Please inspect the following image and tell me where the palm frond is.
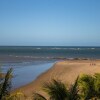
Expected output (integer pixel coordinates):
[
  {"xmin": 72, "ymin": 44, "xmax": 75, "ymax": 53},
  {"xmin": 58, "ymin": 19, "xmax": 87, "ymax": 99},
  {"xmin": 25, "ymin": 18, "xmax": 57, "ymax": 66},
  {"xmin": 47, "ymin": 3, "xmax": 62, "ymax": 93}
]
[
  {"xmin": 43, "ymin": 79, "xmax": 68, "ymax": 100},
  {"xmin": 0, "ymin": 68, "xmax": 12, "ymax": 100},
  {"xmin": 33, "ymin": 93, "xmax": 47, "ymax": 100},
  {"xmin": 69, "ymin": 76, "xmax": 80, "ymax": 100},
  {"xmin": 94, "ymin": 73, "xmax": 100, "ymax": 79},
  {"xmin": 33, "ymin": 74, "xmax": 100, "ymax": 100},
  {"xmin": 94, "ymin": 73, "xmax": 100, "ymax": 98},
  {"xmin": 78, "ymin": 74, "xmax": 95, "ymax": 100}
]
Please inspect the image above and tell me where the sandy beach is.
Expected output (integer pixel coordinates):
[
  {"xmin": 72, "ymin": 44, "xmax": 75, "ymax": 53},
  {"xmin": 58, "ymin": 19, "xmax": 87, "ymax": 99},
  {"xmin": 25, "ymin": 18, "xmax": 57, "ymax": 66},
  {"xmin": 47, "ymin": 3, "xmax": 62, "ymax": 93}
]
[{"xmin": 13, "ymin": 59, "xmax": 100, "ymax": 99}]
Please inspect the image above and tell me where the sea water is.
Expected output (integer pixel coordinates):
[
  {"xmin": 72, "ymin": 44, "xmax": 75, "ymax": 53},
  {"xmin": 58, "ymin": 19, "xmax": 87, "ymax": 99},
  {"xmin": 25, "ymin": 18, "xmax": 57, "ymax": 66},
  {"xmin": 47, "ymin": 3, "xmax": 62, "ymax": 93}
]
[
  {"xmin": 0, "ymin": 46, "xmax": 100, "ymax": 61},
  {"xmin": 0, "ymin": 46, "xmax": 100, "ymax": 89}
]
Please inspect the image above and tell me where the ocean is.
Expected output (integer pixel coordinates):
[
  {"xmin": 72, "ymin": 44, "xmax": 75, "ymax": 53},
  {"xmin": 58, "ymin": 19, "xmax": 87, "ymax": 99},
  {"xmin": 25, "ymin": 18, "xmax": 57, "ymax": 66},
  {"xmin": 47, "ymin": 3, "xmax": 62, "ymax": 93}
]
[
  {"xmin": 0, "ymin": 46, "xmax": 100, "ymax": 62},
  {"xmin": 0, "ymin": 46, "xmax": 100, "ymax": 89}
]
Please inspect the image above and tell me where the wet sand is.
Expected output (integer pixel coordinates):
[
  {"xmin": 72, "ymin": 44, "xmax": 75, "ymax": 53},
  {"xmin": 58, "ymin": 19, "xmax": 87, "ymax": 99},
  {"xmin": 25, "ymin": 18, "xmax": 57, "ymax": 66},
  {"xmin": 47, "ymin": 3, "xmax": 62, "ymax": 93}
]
[{"xmin": 14, "ymin": 60, "xmax": 100, "ymax": 99}]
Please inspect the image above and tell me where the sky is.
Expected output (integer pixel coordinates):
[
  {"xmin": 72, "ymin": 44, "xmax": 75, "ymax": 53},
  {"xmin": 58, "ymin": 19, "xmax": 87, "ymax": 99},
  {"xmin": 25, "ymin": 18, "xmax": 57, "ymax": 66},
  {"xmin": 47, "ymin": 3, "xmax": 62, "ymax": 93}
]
[{"xmin": 0, "ymin": 0, "xmax": 100, "ymax": 46}]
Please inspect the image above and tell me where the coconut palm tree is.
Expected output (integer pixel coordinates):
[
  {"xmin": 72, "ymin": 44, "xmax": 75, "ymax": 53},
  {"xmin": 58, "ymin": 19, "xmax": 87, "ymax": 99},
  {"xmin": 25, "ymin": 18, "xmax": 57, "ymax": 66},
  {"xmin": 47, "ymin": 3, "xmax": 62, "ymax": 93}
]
[{"xmin": 33, "ymin": 77, "xmax": 79, "ymax": 100}]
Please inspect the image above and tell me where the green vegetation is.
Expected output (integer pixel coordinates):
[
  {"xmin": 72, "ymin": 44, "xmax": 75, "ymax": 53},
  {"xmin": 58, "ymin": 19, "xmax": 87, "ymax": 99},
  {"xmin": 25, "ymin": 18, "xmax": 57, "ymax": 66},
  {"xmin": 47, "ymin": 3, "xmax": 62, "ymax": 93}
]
[
  {"xmin": 33, "ymin": 77, "xmax": 79, "ymax": 100},
  {"xmin": 0, "ymin": 68, "xmax": 12, "ymax": 100},
  {"xmin": 33, "ymin": 74, "xmax": 100, "ymax": 100},
  {"xmin": 78, "ymin": 73, "xmax": 100, "ymax": 100},
  {"xmin": 0, "ymin": 68, "xmax": 100, "ymax": 100},
  {"xmin": 0, "ymin": 68, "xmax": 26, "ymax": 100}
]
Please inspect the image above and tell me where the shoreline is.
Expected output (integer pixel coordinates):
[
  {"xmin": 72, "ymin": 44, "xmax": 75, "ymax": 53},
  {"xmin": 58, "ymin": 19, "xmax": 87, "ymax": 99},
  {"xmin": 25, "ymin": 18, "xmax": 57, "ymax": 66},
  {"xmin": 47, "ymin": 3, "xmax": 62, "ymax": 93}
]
[
  {"xmin": 13, "ymin": 59, "xmax": 100, "ymax": 98},
  {"xmin": 0, "ymin": 56, "xmax": 100, "ymax": 63},
  {"xmin": 12, "ymin": 61, "xmax": 58, "ymax": 91}
]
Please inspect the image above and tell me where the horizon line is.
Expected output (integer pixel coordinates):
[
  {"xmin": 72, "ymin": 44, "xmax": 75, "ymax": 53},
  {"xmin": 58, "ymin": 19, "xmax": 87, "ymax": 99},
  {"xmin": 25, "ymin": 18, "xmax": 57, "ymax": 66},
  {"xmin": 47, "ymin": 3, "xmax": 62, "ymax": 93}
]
[{"xmin": 0, "ymin": 45, "xmax": 100, "ymax": 47}]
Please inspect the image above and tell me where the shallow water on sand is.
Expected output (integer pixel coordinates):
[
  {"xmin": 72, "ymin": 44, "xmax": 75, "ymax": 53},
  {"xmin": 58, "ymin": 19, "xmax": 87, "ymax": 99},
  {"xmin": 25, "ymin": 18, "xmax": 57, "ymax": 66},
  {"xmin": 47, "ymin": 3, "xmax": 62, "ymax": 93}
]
[{"xmin": 1, "ymin": 61, "xmax": 55, "ymax": 89}]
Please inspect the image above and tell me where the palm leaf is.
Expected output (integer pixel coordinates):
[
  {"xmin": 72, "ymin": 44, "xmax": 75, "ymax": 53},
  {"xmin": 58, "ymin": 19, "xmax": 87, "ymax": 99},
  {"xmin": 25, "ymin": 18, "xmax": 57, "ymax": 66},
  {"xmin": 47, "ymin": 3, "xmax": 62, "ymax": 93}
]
[
  {"xmin": 78, "ymin": 74, "xmax": 95, "ymax": 100},
  {"xmin": 68, "ymin": 76, "xmax": 80, "ymax": 100},
  {"xmin": 0, "ymin": 68, "xmax": 12, "ymax": 100},
  {"xmin": 94, "ymin": 73, "xmax": 100, "ymax": 98},
  {"xmin": 33, "ymin": 93, "xmax": 47, "ymax": 100},
  {"xmin": 43, "ymin": 79, "xmax": 68, "ymax": 100}
]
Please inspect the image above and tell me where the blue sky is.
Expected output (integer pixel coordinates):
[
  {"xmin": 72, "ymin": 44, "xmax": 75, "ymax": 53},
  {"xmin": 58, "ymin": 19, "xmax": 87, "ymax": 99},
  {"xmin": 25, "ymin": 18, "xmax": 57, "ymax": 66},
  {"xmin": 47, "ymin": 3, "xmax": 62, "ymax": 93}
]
[{"xmin": 0, "ymin": 0, "xmax": 100, "ymax": 46}]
